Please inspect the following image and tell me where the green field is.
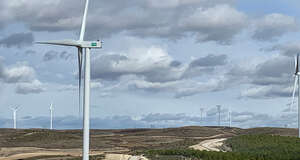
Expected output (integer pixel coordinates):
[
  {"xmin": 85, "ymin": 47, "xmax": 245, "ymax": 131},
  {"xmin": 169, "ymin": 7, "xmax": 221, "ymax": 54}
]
[{"xmin": 145, "ymin": 134, "xmax": 300, "ymax": 160}]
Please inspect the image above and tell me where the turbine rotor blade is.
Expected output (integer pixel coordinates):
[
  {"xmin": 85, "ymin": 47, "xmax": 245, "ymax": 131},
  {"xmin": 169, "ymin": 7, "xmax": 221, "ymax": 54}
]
[
  {"xmin": 36, "ymin": 40, "xmax": 80, "ymax": 47},
  {"xmin": 291, "ymin": 76, "xmax": 298, "ymax": 108},
  {"xmin": 296, "ymin": 54, "xmax": 299, "ymax": 75},
  {"xmin": 78, "ymin": 48, "xmax": 83, "ymax": 117},
  {"xmin": 79, "ymin": 0, "xmax": 89, "ymax": 41}
]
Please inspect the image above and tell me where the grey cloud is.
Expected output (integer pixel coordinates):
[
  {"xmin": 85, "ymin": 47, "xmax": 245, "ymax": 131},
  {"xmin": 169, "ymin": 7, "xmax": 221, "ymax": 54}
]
[
  {"xmin": 240, "ymin": 85, "xmax": 291, "ymax": 99},
  {"xmin": 129, "ymin": 80, "xmax": 180, "ymax": 93},
  {"xmin": 183, "ymin": 54, "xmax": 228, "ymax": 79},
  {"xmin": 0, "ymin": 32, "xmax": 34, "ymax": 48},
  {"xmin": 130, "ymin": 78, "xmax": 227, "ymax": 99},
  {"xmin": 25, "ymin": 50, "xmax": 37, "ymax": 55},
  {"xmin": 91, "ymin": 48, "xmax": 227, "ymax": 85},
  {"xmin": 224, "ymin": 55, "xmax": 294, "ymax": 99},
  {"xmin": 1, "ymin": 1, "xmax": 296, "ymax": 44},
  {"xmin": 174, "ymin": 80, "xmax": 226, "ymax": 98},
  {"xmin": 189, "ymin": 54, "xmax": 227, "ymax": 67},
  {"xmin": 253, "ymin": 13, "xmax": 299, "ymax": 41},
  {"xmin": 91, "ymin": 50, "xmax": 293, "ymax": 99},
  {"xmin": 266, "ymin": 43, "xmax": 300, "ymax": 57},
  {"xmin": 170, "ymin": 61, "xmax": 182, "ymax": 67},
  {"xmin": 43, "ymin": 50, "xmax": 73, "ymax": 62},
  {"xmin": 91, "ymin": 54, "xmax": 130, "ymax": 81},
  {"xmin": 43, "ymin": 51, "xmax": 58, "ymax": 61},
  {"xmin": 90, "ymin": 48, "xmax": 231, "ymax": 98},
  {"xmin": 0, "ymin": 0, "xmax": 246, "ymax": 44},
  {"xmin": 252, "ymin": 56, "xmax": 292, "ymax": 86},
  {"xmin": 85, "ymin": 1, "xmax": 244, "ymax": 44},
  {"xmin": 144, "ymin": 0, "xmax": 235, "ymax": 9}
]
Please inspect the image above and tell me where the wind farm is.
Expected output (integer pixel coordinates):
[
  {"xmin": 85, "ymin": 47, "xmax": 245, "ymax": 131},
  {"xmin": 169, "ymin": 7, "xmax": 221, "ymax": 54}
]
[{"xmin": 1, "ymin": 0, "xmax": 300, "ymax": 160}]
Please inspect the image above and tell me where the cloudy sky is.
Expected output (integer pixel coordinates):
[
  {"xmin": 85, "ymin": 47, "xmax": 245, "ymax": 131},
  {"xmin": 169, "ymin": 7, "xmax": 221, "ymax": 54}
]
[{"xmin": 0, "ymin": 0, "xmax": 300, "ymax": 129}]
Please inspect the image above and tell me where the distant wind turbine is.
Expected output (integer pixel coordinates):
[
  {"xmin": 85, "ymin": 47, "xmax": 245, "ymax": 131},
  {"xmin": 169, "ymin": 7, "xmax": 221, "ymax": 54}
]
[
  {"xmin": 37, "ymin": 0, "xmax": 102, "ymax": 159},
  {"xmin": 200, "ymin": 108, "xmax": 204, "ymax": 126},
  {"xmin": 228, "ymin": 108, "xmax": 232, "ymax": 128},
  {"xmin": 49, "ymin": 103, "xmax": 53, "ymax": 130},
  {"xmin": 291, "ymin": 54, "xmax": 300, "ymax": 138},
  {"xmin": 217, "ymin": 105, "xmax": 221, "ymax": 127},
  {"xmin": 10, "ymin": 107, "xmax": 19, "ymax": 129}
]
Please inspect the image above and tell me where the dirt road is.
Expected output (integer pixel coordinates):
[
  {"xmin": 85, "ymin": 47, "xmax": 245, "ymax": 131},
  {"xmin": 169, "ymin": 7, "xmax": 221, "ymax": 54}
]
[
  {"xmin": 105, "ymin": 154, "xmax": 148, "ymax": 160},
  {"xmin": 189, "ymin": 138, "xmax": 227, "ymax": 152}
]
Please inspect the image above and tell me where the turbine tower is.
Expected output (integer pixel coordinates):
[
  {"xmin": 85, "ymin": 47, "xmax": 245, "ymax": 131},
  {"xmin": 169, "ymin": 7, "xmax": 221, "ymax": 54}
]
[
  {"xmin": 49, "ymin": 103, "xmax": 53, "ymax": 130},
  {"xmin": 291, "ymin": 54, "xmax": 300, "ymax": 138},
  {"xmin": 200, "ymin": 108, "xmax": 204, "ymax": 125},
  {"xmin": 228, "ymin": 108, "xmax": 232, "ymax": 128},
  {"xmin": 10, "ymin": 107, "xmax": 19, "ymax": 129},
  {"xmin": 217, "ymin": 105, "xmax": 221, "ymax": 127},
  {"xmin": 37, "ymin": 0, "xmax": 102, "ymax": 159}
]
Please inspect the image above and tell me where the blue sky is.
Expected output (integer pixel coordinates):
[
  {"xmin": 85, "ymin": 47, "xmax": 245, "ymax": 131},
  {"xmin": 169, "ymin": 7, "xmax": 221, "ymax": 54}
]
[{"xmin": 0, "ymin": 0, "xmax": 299, "ymax": 129}]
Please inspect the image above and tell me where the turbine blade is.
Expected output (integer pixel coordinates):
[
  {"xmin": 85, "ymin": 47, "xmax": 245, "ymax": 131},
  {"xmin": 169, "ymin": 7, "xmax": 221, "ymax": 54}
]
[
  {"xmin": 36, "ymin": 40, "xmax": 80, "ymax": 47},
  {"xmin": 296, "ymin": 54, "xmax": 299, "ymax": 75},
  {"xmin": 78, "ymin": 48, "xmax": 83, "ymax": 117},
  {"xmin": 291, "ymin": 76, "xmax": 298, "ymax": 108},
  {"xmin": 79, "ymin": 0, "xmax": 90, "ymax": 41}
]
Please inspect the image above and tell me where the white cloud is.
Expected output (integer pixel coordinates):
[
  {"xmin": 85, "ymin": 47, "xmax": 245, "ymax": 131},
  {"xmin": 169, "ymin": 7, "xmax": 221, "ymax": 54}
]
[
  {"xmin": 92, "ymin": 46, "xmax": 185, "ymax": 82},
  {"xmin": 179, "ymin": 4, "xmax": 247, "ymax": 44},
  {"xmin": 3, "ymin": 63, "xmax": 36, "ymax": 83},
  {"xmin": 15, "ymin": 80, "xmax": 45, "ymax": 95}
]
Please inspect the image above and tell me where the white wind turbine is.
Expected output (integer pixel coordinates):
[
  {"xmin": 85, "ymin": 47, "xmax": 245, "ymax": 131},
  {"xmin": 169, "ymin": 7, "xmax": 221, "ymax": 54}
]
[
  {"xmin": 200, "ymin": 108, "xmax": 205, "ymax": 126},
  {"xmin": 37, "ymin": 0, "xmax": 102, "ymax": 159},
  {"xmin": 217, "ymin": 105, "xmax": 221, "ymax": 126},
  {"xmin": 49, "ymin": 103, "xmax": 53, "ymax": 130},
  {"xmin": 10, "ymin": 107, "xmax": 19, "ymax": 129},
  {"xmin": 291, "ymin": 54, "xmax": 300, "ymax": 138},
  {"xmin": 228, "ymin": 108, "xmax": 232, "ymax": 128}
]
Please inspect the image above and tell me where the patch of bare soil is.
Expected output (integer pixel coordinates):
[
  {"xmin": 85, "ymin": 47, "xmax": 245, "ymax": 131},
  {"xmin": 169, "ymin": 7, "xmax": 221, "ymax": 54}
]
[
  {"xmin": 189, "ymin": 138, "xmax": 227, "ymax": 152},
  {"xmin": 105, "ymin": 154, "xmax": 148, "ymax": 160}
]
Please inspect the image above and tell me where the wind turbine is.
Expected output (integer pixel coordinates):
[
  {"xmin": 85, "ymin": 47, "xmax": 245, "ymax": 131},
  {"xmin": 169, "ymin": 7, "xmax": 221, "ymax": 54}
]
[
  {"xmin": 49, "ymin": 103, "xmax": 53, "ymax": 130},
  {"xmin": 291, "ymin": 54, "xmax": 300, "ymax": 138},
  {"xmin": 217, "ymin": 105, "xmax": 221, "ymax": 127},
  {"xmin": 228, "ymin": 108, "xmax": 232, "ymax": 128},
  {"xmin": 37, "ymin": 0, "xmax": 102, "ymax": 159},
  {"xmin": 200, "ymin": 108, "xmax": 205, "ymax": 126},
  {"xmin": 10, "ymin": 107, "xmax": 19, "ymax": 129}
]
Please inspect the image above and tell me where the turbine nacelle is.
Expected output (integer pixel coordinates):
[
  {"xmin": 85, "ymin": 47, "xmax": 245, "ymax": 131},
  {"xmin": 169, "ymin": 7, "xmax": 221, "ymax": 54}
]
[{"xmin": 37, "ymin": 40, "xmax": 102, "ymax": 49}]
